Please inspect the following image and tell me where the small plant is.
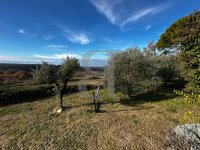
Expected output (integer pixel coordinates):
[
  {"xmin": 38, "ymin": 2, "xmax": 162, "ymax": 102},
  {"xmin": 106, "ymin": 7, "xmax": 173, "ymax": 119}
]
[
  {"xmin": 179, "ymin": 111, "xmax": 200, "ymax": 124},
  {"xmin": 130, "ymin": 114, "xmax": 137, "ymax": 124},
  {"xmin": 174, "ymin": 90, "xmax": 200, "ymax": 105},
  {"xmin": 174, "ymin": 90, "xmax": 200, "ymax": 124},
  {"xmin": 166, "ymin": 106, "xmax": 177, "ymax": 113}
]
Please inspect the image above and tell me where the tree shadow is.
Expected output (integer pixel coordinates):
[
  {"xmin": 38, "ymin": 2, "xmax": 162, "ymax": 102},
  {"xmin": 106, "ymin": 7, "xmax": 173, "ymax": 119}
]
[
  {"xmin": 120, "ymin": 91, "xmax": 177, "ymax": 107},
  {"xmin": 107, "ymin": 106, "xmax": 154, "ymax": 113},
  {"xmin": 120, "ymin": 79, "xmax": 186, "ymax": 107},
  {"xmin": 61, "ymin": 101, "xmax": 115, "ymax": 110}
]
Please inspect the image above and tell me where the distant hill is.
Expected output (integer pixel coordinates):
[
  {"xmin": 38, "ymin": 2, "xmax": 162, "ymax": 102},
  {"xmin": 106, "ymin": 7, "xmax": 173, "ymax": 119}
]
[{"xmin": 0, "ymin": 63, "xmax": 105, "ymax": 73}]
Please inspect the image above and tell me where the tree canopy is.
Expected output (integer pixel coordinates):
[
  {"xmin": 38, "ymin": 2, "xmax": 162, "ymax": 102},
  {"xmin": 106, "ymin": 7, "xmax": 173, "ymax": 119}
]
[{"xmin": 156, "ymin": 10, "xmax": 200, "ymax": 93}]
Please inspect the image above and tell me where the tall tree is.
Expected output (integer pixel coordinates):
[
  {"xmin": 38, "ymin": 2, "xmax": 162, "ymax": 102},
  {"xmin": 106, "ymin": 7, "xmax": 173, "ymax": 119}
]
[{"xmin": 156, "ymin": 10, "xmax": 200, "ymax": 93}]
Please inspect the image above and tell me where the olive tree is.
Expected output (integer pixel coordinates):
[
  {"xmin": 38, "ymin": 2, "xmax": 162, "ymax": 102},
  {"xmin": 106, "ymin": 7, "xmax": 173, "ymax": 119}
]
[
  {"xmin": 156, "ymin": 55, "xmax": 177, "ymax": 87},
  {"xmin": 32, "ymin": 61, "xmax": 56, "ymax": 84},
  {"xmin": 32, "ymin": 57, "xmax": 80, "ymax": 108},
  {"xmin": 144, "ymin": 42, "xmax": 178, "ymax": 88},
  {"xmin": 106, "ymin": 47, "xmax": 160, "ymax": 97},
  {"xmin": 54, "ymin": 57, "xmax": 79, "ymax": 108}
]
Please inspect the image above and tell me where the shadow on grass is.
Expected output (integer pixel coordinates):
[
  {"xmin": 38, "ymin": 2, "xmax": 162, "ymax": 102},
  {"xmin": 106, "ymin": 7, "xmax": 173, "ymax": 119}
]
[
  {"xmin": 120, "ymin": 92, "xmax": 176, "ymax": 107},
  {"xmin": 0, "ymin": 86, "xmax": 54, "ymax": 107},
  {"xmin": 0, "ymin": 84, "xmax": 103, "ymax": 107},
  {"xmin": 107, "ymin": 106, "xmax": 154, "ymax": 113},
  {"xmin": 62, "ymin": 100, "xmax": 154, "ymax": 114},
  {"xmin": 120, "ymin": 79, "xmax": 186, "ymax": 107}
]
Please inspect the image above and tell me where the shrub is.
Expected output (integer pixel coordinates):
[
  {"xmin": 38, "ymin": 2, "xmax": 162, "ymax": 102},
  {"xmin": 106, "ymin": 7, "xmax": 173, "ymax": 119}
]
[
  {"xmin": 3, "ymin": 69, "xmax": 17, "ymax": 74},
  {"xmin": 14, "ymin": 71, "xmax": 31, "ymax": 80},
  {"xmin": 105, "ymin": 47, "xmax": 162, "ymax": 97},
  {"xmin": 32, "ymin": 62, "xmax": 56, "ymax": 84},
  {"xmin": 32, "ymin": 57, "xmax": 80, "ymax": 108}
]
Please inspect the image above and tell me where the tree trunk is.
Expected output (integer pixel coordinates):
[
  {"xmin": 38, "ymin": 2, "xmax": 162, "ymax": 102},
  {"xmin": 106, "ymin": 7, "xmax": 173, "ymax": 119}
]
[
  {"xmin": 127, "ymin": 85, "xmax": 132, "ymax": 97},
  {"xmin": 55, "ymin": 79, "xmax": 68, "ymax": 109},
  {"xmin": 164, "ymin": 73, "xmax": 173, "ymax": 87}
]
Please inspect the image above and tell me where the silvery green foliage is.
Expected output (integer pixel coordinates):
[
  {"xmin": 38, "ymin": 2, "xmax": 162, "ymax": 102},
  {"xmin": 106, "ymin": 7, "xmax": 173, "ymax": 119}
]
[
  {"xmin": 57, "ymin": 57, "xmax": 80, "ymax": 82},
  {"xmin": 54, "ymin": 57, "xmax": 80, "ymax": 108},
  {"xmin": 156, "ymin": 55, "xmax": 177, "ymax": 87},
  {"xmin": 32, "ymin": 61, "xmax": 56, "ymax": 84},
  {"xmin": 106, "ymin": 47, "xmax": 162, "ymax": 97},
  {"xmin": 32, "ymin": 57, "xmax": 80, "ymax": 108},
  {"xmin": 166, "ymin": 124, "xmax": 200, "ymax": 150}
]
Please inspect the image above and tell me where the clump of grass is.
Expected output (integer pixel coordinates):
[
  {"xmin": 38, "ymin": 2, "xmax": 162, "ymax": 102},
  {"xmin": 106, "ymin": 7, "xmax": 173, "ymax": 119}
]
[
  {"xmin": 166, "ymin": 106, "xmax": 177, "ymax": 113},
  {"xmin": 130, "ymin": 114, "xmax": 138, "ymax": 125},
  {"xmin": 69, "ymin": 110, "xmax": 94, "ymax": 122},
  {"xmin": 0, "ymin": 104, "xmax": 33, "ymax": 117}
]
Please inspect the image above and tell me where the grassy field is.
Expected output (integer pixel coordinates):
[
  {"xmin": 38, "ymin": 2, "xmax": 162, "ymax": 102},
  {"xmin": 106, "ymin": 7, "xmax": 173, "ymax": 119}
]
[{"xmin": 0, "ymin": 86, "xmax": 200, "ymax": 149}]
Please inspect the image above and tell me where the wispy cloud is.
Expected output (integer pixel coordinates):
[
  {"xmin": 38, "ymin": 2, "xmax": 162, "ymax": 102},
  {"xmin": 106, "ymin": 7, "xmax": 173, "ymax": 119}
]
[
  {"xmin": 120, "ymin": 6, "xmax": 161, "ymax": 27},
  {"xmin": 17, "ymin": 28, "xmax": 40, "ymax": 38},
  {"xmin": 46, "ymin": 45, "xmax": 68, "ymax": 50},
  {"xmin": 34, "ymin": 53, "xmax": 81, "ymax": 60},
  {"xmin": 101, "ymin": 36, "xmax": 112, "ymax": 43},
  {"xmin": 44, "ymin": 34, "xmax": 55, "ymax": 40},
  {"xmin": 145, "ymin": 25, "xmax": 152, "ymax": 30},
  {"xmin": 90, "ymin": 0, "xmax": 169, "ymax": 31},
  {"xmin": 18, "ymin": 29, "xmax": 26, "ymax": 34},
  {"xmin": 60, "ymin": 26, "xmax": 92, "ymax": 45}
]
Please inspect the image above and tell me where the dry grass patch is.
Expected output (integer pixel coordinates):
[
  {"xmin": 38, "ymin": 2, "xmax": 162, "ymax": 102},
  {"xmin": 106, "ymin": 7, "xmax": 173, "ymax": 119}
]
[{"xmin": 0, "ymin": 89, "xmax": 199, "ymax": 149}]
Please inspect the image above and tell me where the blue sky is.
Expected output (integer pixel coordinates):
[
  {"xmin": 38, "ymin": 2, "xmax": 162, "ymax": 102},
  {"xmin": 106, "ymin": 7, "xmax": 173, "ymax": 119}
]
[{"xmin": 0, "ymin": 0, "xmax": 199, "ymax": 66}]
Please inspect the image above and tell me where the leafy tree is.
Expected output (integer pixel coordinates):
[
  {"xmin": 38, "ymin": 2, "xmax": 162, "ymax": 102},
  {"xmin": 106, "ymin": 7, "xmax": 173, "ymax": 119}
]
[
  {"xmin": 32, "ymin": 57, "xmax": 80, "ymax": 108},
  {"xmin": 144, "ymin": 42, "xmax": 177, "ymax": 87},
  {"xmin": 156, "ymin": 55, "xmax": 177, "ymax": 87},
  {"xmin": 156, "ymin": 10, "xmax": 200, "ymax": 93},
  {"xmin": 54, "ymin": 57, "xmax": 79, "ymax": 108},
  {"xmin": 106, "ymin": 47, "xmax": 161, "ymax": 97},
  {"xmin": 32, "ymin": 61, "xmax": 56, "ymax": 84}
]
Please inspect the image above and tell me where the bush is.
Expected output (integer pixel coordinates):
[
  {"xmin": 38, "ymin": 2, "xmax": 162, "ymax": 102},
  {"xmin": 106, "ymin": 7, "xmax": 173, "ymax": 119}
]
[
  {"xmin": 32, "ymin": 62, "xmax": 56, "ymax": 84},
  {"xmin": 106, "ymin": 47, "xmax": 162, "ymax": 97},
  {"xmin": 14, "ymin": 71, "xmax": 31, "ymax": 80},
  {"xmin": 3, "ymin": 69, "xmax": 17, "ymax": 74}
]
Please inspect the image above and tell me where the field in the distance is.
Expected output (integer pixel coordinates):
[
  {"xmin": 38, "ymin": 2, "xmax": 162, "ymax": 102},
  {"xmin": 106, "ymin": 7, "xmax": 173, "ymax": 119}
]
[{"xmin": 0, "ymin": 84, "xmax": 200, "ymax": 149}]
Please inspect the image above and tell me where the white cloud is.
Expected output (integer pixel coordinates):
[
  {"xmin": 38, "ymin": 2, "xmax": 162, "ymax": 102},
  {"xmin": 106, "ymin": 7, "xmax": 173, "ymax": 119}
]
[
  {"xmin": 18, "ymin": 29, "xmax": 26, "ymax": 34},
  {"xmin": 61, "ymin": 27, "xmax": 92, "ymax": 45},
  {"xmin": 0, "ymin": 55, "xmax": 107, "ymax": 66},
  {"xmin": 34, "ymin": 53, "xmax": 81, "ymax": 60},
  {"xmin": 0, "ymin": 56, "xmax": 15, "ymax": 61},
  {"xmin": 90, "ymin": 0, "xmax": 169, "ymax": 31},
  {"xmin": 0, "ymin": 55, "xmax": 40, "ymax": 63},
  {"xmin": 145, "ymin": 25, "xmax": 152, "ymax": 30},
  {"xmin": 121, "ymin": 7, "xmax": 159, "ymax": 27},
  {"xmin": 0, "ymin": 54, "xmax": 80, "ymax": 64},
  {"xmin": 46, "ymin": 45, "xmax": 68, "ymax": 50},
  {"xmin": 90, "ymin": 0, "xmax": 116, "ymax": 24}
]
